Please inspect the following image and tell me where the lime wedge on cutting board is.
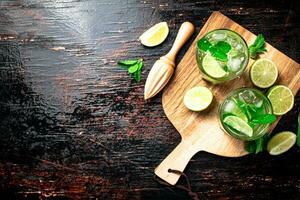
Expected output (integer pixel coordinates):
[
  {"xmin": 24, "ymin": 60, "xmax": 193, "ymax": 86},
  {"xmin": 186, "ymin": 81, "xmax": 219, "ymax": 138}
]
[
  {"xmin": 184, "ymin": 86, "xmax": 213, "ymax": 111},
  {"xmin": 267, "ymin": 131, "xmax": 296, "ymax": 155},
  {"xmin": 139, "ymin": 22, "xmax": 169, "ymax": 47}
]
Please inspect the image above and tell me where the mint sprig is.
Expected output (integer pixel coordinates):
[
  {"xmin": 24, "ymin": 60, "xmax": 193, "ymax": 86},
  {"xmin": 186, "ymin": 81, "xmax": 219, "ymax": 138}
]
[
  {"xmin": 248, "ymin": 34, "xmax": 267, "ymax": 59},
  {"xmin": 197, "ymin": 38, "xmax": 212, "ymax": 51},
  {"xmin": 251, "ymin": 114, "xmax": 276, "ymax": 125},
  {"xmin": 197, "ymin": 39, "xmax": 231, "ymax": 61},
  {"xmin": 245, "ymin": 135, "xmax": 269, "ymax": 154},
  {"xmin": 118, "ymin": 59, "xmax": 143, "ymax": 82}
]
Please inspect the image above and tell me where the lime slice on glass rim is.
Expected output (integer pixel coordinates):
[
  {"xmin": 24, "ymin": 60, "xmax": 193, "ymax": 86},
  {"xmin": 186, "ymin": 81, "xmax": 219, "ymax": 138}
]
[
  {"xmin": 202, "ymin": 54, "xmax": 227, "ymax": 78},
  {"xmin": 183, "ymin": 86, "xmax": 213, "ymax": 111},
  {"xmin": 223, "ymin": 115, "xmax": 253, "ymax": 137},
  {"xmin": 139, "ymin": 22, "xmax": 169, "ymax": 47},
  {"xmin": 250, "ymin": 58, "xmax": 278, "ymax": 88},
  {"xmin": 267, "ymin": 131, "xmax": 296, "ymax": 155},
  {"xmin": 267, "ymin": 85, "xmax": 294, "ymax": 115}
]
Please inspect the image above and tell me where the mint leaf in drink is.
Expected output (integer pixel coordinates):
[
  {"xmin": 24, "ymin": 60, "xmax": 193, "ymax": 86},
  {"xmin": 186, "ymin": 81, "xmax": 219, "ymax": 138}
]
[
  {"xmin": 197, "ymin": 38, "xmax": 212, "ymax": 51},
  {"xmin": 208, "ymin": 41, "xmax": 231, "ymax": 61},
  {"xmin": 214, "ymin": 41, "xmax": 231, "ymax": 53},
  {"xmin": 118, "ymin": 59, "xmax": 143, "ymax": 82},
  {"xmin": 248, "ymin": 34, "xmax": 267, "ymax": 59},
  {"xmin": 198, "ymin": 38, "xmax": 232, "ymax": 61},
  {"xmin": 233, "ymin": 98, "xmax": 251, "ymax": 121},
  {"xmin": 251, "ymin": 114, "xmax": 276, "ymax": 124},
  {"xmin": 209, "ymin": 47, "xmax": 228, "ymax": 61}
]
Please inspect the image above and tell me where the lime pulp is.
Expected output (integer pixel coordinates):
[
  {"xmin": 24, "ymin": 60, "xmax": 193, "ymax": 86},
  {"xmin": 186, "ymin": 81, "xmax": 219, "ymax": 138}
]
[
  {"xmin": 267, "ymin": 131, "xmax": 296, "ymax": 155},
  {"xmin": 267, "ymin": 85, "xmax": 294, "ymax": 115},
  {"xmin": 250, "ymin": 58, "xmax": 278, "ymax": 88},
  {"xmin": 223, "ymin": 115, "xmax": 253, "ymax": 137},
  {"xmin": 183, "ymin": 86, "xmax": 213, "ymax": 111}
]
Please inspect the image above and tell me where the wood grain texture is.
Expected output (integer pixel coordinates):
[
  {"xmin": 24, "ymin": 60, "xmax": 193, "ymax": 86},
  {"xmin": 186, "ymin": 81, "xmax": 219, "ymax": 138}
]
[
  {"xmin": 0, "ymin": 0, "xmax": 300, "ymax": 199},
  {"xmin": 156, "ymin": 11, "xmax": 300, "ymax": 185}
]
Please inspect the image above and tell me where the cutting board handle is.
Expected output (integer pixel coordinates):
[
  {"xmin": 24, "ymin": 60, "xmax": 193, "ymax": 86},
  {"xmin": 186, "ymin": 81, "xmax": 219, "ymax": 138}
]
[{"xmin": 154, "ymin": 140, "xmax": 199, "ymax": 185}]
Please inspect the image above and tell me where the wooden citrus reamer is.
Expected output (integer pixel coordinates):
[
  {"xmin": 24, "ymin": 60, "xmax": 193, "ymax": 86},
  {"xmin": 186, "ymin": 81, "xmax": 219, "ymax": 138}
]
[{"xmin": 144, "ymin": 22, "xmax": 195, "ymax": 100}]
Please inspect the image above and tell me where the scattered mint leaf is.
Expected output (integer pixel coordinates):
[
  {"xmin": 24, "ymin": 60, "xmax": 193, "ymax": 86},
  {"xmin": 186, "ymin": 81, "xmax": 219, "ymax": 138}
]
[
  {"xmin": 214, "ymin": 41, "xmax": 231, "ymax": 53},
  {"xmin": 245, "ymin": 140, "xmax": 256, "ymax": 153},
  {"xmin": 118, "ymin": 59, "xmax": 139, "ymax": 66},
  {"xmin": 248, "ymin": 34, "xmax": 267, "ymax": 59},
  {"xmin": 128, "ymin": 63, "xmax": 139, "ymax": 73},
  {"xmin": 118, "ymin": 59, "xmax": 143, "ymax": 82},
  {"xmin": 197, "ymin": 38, "xmax": 212, "ymax": 51},
  {"xmin": 137, "ymin": 61, "xmax": 143, "ymax": 70},
  {"xmin": 136, "ymin": 69, "xmax": 142, "ymax": 82},
  {"xmin": 245, "ymin": 134, "xmax": 269, "ymax": 154},
  {"xmin": 251, "ymin": 114, "xmax": 276, "ymax": 124},
  {"xmin": 254, "ymin": 136, "xmax": 266, "ymax": 154}
]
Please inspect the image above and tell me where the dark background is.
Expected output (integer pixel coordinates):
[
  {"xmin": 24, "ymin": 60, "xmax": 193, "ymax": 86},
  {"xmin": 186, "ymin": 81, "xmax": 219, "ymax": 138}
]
[{"xmin": 0, "ymin": 0, "xmax": 300, "ymax": 199}]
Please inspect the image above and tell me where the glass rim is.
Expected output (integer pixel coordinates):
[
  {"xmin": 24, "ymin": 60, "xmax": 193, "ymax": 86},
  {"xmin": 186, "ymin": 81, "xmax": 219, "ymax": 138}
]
[
  {"xmin": 196, "ymin": 29, "xmax": 250, "ymax": 82},
  {"xmin": 198, "ymin": 28, "xmax": 249, "ymax": 49}
]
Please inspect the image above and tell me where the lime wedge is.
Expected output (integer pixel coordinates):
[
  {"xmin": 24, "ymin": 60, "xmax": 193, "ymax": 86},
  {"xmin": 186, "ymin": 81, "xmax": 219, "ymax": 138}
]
[
  {"xmin": 267, "ymin": 85, "xmax": 294, "ymax": 115},
  {"xmin": 267, "ymin": 131, "xmax": 296, "ymax": 155},
  {"xmin": 231, "ymin": 106, "xmax": 248, "ymax": 123},
  {"xmin": 250, "ymin": 58, "xmax": 278, "ymax": 88},
  {"xmin": 202, "ymin": 54, "xmax": 227, "ymax": 78},
  {"xmin": 139, "ymin": 22, "xmax": 169, "ymax": 47},
  {"xmin": 223, "ymin": 100, "xmax": 248, "ymax": 122},
  {"xmin": 223, "ymin": 116, "xmax": 253, "ymax": 137},
  {"xmin": 184, "ymin": 86, "xmax": 213, "ymax": 111}
]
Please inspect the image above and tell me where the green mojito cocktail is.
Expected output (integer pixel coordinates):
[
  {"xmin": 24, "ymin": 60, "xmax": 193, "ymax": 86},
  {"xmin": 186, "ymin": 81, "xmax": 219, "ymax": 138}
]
[
  {"xmin": 196, "ymin": 29, "xmax": 249, "ymax": 84},
  {"xmin": 219, "ymin": 88, "xmax": 275, "ymax": 141}
]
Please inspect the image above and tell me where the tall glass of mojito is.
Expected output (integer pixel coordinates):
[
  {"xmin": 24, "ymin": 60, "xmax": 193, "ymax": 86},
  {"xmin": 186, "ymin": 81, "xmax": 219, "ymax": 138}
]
[
  {"xmin": 219, "ymin": 88, "xmax": 274, "ymax": 141},
  {"xmin": 196, "ymin": 29, "xmax": 249, "ymax": 84}
]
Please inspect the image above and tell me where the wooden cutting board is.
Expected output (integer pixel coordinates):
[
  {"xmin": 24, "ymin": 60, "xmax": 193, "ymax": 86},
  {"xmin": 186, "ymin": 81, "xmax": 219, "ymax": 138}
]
[{"xmin": 155, "ymin": 11, "xmax": 300, "ymax": 185}]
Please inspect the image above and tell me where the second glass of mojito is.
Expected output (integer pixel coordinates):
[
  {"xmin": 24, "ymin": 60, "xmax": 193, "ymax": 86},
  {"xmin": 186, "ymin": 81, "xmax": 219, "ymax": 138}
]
[
  {"xmin": 196, "ymin": 29, "xmax": 249, "ymax": 84},
  {"xmin": 219, "ymin": 88, "xmax": 274, "ymax": 141}
]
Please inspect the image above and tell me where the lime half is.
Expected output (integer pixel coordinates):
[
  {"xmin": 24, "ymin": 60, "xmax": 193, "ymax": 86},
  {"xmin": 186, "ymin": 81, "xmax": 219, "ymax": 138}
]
[
  {"xmin": 223, "ymin": 115, "xmax": 253, "ymax": 137},
  {"xmin": 250, "ymin": 58, "xmax": 278, "ymax": 88},
  {"xmin": 267, "ymin": 85, "xmax": 294, "ymax": 115},
  {"xmin": 267, "ymin": 131, "xmax": 296, "ymax": 155},
  {"xmin": 202, "ymin": 54, "xmax": 227, "ymax": 78},
  {"xmin": 139, "ymin": 22, "xmax": 169, "ymax": 47},
  {"xmin": 184, "ymin": 86, "xmax": 213, "ymax": 111}
]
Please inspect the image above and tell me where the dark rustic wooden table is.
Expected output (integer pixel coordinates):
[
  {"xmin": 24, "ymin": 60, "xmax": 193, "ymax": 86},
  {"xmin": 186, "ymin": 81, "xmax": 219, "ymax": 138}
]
[{"xmin": 0, "ymin": 0, "xmax": 300, "ymax": 199}]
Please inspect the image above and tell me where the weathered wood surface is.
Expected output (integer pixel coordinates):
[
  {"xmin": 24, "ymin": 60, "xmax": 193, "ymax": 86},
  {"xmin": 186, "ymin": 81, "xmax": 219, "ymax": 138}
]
[{"xmin": 0, "ymin": 0, "xmax": 299, "ymax": 199}]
